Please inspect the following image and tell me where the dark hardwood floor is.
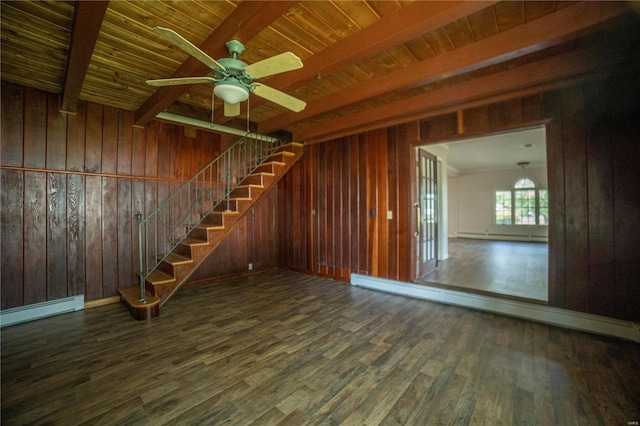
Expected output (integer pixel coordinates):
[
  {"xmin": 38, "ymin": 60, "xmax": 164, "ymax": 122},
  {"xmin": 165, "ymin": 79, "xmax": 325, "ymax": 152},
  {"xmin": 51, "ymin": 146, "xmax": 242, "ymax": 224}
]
[
  {"xmin": 2, "ymin": 270, "xmax": 638, "ymax": 425},
  {"xmin": 421, "ymin": 239, "xmax": 549, "ymax": 301}
]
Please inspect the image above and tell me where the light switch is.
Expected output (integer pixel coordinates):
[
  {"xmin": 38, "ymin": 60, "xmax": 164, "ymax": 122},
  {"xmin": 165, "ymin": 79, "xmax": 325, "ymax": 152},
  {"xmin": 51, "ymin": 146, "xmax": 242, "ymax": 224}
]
[{"xmin": 387, "ymin": 210, "xmax": 393, "ymax": 220}]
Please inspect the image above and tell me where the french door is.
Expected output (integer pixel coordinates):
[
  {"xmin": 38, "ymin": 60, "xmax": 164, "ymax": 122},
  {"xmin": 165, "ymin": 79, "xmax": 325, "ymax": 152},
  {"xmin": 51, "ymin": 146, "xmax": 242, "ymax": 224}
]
[{"xmin": 415, "ymin": 148, "xmax": 438, "ymax": 278}]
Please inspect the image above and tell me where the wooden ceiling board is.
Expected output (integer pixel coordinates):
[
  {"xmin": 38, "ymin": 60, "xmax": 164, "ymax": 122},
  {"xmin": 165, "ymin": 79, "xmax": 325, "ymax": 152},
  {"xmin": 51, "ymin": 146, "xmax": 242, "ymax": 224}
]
[
  {"xmin": 466, "ymin": 6, "xmax": 500, "ymax": 40},
  {"xmin": 403, "ymin": 37, "xmax": 437, "ymax": 62},
  {"xmin": 367, "ymin": 0, "xmax": 405, "ymax": 18},
  {"xmin": 269, "ymin": 8, "xmax": 335, "ymax": 55},
  {"xmin": 333, "ymin": 1, "xmax": 382, "ymax": 29},
  {"xmin": 1, "ymin": 0, "xmax": 636, "ymax": 138},
  {"xmin": 493, "ymin": 1, "xmax": 525, "ymax": 32},
  {"xmin": 301, "ymin": 1, "xmax": 369, "ymax": 41},
  {"xmin": 2, "ymin": 0, "xmax": 74, "ymax": 29},
  {"xmin": 444, "ymin": 17, "xmax": 477, "ymax": 49},
  {"xmin": 422, "ymin": 27, "xmax": 456, "ymax": 56},
  {"xmin": 524, "ymin": 1, "xmax": 558, "ymax": 23}
]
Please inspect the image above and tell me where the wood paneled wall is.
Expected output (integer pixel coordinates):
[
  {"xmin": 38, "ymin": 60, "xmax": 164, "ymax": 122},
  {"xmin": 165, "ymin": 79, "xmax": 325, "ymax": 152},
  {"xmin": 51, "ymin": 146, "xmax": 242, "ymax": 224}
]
[
  {"xmin": 0, "ymin": 82, "xmax": 279, "ymax": 309},
  {"xmin": 278, "ymin": 126, "xmax": 414, "ymax": 283},
  {"xmin": 278, "ymin": 80, "xmax": 640, "ymax": 323}
]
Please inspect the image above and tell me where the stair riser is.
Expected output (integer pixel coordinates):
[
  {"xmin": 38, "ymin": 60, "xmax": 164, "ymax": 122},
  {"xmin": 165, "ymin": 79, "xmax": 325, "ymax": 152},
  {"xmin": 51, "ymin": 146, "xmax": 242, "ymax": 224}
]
[
  {"xmin": 189, "ymin": 227, "xmax": 209, "ymax": 241},
  {"xmin": 214, "ymin": 199, "xmax": 240, "ymax": 212},
  {"xmin": 266, "ymin": 152, "xmax": 289, "ymax": 163},
  {"xmin": 252, "ymin": 163, "xmax": 276, "ymax": 174},
  {"xmin": 230, "ymin": 186, "xmax": 252, "ymax": 199}
]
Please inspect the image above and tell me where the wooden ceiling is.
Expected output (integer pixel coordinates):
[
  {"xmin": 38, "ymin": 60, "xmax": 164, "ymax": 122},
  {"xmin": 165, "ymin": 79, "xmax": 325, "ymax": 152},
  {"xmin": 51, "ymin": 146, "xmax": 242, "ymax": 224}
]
[{"xmin": 2, "ymin": 1, "xmax": 638, "ymax": 143}]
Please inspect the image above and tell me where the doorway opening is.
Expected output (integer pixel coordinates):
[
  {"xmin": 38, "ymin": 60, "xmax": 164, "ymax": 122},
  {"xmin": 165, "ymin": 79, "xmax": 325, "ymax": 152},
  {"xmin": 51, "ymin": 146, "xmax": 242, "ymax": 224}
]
[{"xmin": 415, "ymin": 126, "xmax": 549, "ymax": 302}]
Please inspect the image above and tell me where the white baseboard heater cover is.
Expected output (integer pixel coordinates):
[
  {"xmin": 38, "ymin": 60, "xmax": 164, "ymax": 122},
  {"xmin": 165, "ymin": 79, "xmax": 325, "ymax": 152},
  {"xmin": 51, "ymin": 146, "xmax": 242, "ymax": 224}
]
[
  {"xmin": 456, "ymin": 232, "xmax": 548, "ymax": 243},
  {"xmin": 0, "ymin": 295, "xmax": 85, "ymax": 328},
  {"xmin": 351, "ymin": 274, "xmax": 640, "ymax": 343}
]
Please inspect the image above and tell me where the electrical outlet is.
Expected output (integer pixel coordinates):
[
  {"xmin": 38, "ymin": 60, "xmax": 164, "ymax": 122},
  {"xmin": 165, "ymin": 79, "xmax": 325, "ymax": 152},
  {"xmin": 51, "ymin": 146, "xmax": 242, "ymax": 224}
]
[{"xmin": 248, "ymin": 263, "xmax": 253, "ymax": 271}]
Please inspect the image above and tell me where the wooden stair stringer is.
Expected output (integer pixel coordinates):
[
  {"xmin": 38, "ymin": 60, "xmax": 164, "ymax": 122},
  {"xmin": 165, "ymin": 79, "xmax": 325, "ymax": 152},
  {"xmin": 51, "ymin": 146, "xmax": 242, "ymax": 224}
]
[{"xmin": 147, "ymin": 142, "xmax": 304, "ymax": 309}]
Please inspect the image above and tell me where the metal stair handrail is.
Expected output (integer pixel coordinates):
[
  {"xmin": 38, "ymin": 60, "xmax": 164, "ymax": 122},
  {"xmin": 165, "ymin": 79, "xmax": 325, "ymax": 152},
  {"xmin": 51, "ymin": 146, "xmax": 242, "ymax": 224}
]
[{"xmin": 135, "ymin": 131, "xmax": 286, "ymax": 303}]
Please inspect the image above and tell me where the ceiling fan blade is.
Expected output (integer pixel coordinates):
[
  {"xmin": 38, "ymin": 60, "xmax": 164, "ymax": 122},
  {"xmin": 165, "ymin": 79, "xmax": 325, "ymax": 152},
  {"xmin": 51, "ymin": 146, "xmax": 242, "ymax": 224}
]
[
  {"xmin": 153, "ymin": 26, "xmax": 224, "ymax": 70},
  {"xmin": 252, "ymin": 84, "xmax": 306, "ymax": 112},
  {"xmin": 224, "ymin": 102, "xmax": 240, "ymax": 117},
  {"xmin": 244, "ymin": 52, "xmax": 303, "ymax": 79},
  {"xmin": 146, "ymin": 77, "xmax": 216, "ymax": 87}
]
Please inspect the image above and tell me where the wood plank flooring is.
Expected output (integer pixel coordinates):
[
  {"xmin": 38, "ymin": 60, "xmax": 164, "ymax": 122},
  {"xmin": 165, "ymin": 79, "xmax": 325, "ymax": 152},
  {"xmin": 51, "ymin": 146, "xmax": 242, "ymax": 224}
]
[
  {"xmin": 2, "ymin": 270, "xmax": 638, "ymax": 425},
  {"xmin": 420, "ymin": 239, "xmax": 548, "ymax": 301}
]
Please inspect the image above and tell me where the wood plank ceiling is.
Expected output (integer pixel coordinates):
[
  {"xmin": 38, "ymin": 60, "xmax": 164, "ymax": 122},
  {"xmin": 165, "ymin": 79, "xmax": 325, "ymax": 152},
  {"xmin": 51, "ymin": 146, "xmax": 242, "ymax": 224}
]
[{"xmin": 1, "ymin": 1, "xmax": 638, "ymax": 143}]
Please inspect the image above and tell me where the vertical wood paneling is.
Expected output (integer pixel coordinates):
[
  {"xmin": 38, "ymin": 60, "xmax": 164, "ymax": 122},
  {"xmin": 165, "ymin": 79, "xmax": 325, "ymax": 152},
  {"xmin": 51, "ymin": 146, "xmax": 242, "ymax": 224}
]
[
  {"xmin": 1, "ymin": 170, "xmax": 24, "ymax": 308},
  {"xmin": 23, "ymin": 89, "xmax": 47, "ymax": 169},
  {"xmin": 85, "ymin": 103, "xmax": 103, "ymax": 173},
  {"xmin": 117, "ymin": 110, "xmax": 132, "ymax": 175},
  {"xmin": 543, "ymin": 92, "xmax": 565, "ymax": 308},
  {"xmin": 145, "ymin": 122, "xmax": 159, "ymax": 177},
  {"xmin": 102, "ymin": 177, "xmax": 119, "ymax": 296},
  {"xmin": 66, "ymin": 173, "xmax": 85, "ymax": 296},
  {"xmin": 47, "ymin": 172, "xmax": 67, "ymax": 300},
  {"xmin": 102, "ymin": 106, "xmax": 118, "ymax": 174},
  {"xmin": 85, "ymin": 175, "xmax": 103, "ymax": 300},
  {"xmin": 348, "ymin": 136, "xmax": 360, "ymax": 274},
  {"xmin": 586, "ymin": 123, "xmax": 614, "ymax": 318},
  {"xmin": 66, "ymin": 102, "xmax": 86, "ymax": 172},
  {"xmin": 357, "ymin": 136, "xmax": 368, "ymax": 275},
  {"xmin": 46, "ymin": 94, "xmax": 67, "ymax": 171},
  {"xmin": 1, "ymin": 83, "xmax": 23, "ymax": 167},
  {"xmin": 23, "ymin": 172, "xmax": 47, "ymax": 305},
  {"xmin": 561, "ymin": 88, "xmax": 589, "ymax": 312},
  {"xmin": 339, "ymin": 137, "xmax": 351, "ymax": 279},
  {"xmin": 387, "ymin": 129, "xmax": 399, "ymax": 280},
  {"xmin": 611, "ymin": 119, "xmax": 640, "ymax": 322}
]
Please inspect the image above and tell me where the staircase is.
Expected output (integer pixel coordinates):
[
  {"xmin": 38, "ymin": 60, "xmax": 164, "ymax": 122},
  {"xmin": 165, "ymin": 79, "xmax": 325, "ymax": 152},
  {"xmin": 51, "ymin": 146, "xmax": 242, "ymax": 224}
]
[{"xmin": 117, "ymin": 137, "xmax": 303, "ymax": 320}]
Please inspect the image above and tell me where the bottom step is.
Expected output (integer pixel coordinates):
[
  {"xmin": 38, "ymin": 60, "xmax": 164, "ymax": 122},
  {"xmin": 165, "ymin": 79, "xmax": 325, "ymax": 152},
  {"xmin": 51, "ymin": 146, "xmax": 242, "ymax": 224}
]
[{"xmin": 117, "ymin": 286, "xmax": 160, "ymax": 320}]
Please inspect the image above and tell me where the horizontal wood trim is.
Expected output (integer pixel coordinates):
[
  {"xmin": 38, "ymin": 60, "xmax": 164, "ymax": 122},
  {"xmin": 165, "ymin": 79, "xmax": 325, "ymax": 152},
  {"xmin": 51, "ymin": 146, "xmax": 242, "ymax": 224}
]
[
  {"xmin": 84, "ymin": 296, "xmax": 120, "ymax": 309},
  {"xmin": 0, "ymin": 165, "xmax": 204, "ymax": 184}
]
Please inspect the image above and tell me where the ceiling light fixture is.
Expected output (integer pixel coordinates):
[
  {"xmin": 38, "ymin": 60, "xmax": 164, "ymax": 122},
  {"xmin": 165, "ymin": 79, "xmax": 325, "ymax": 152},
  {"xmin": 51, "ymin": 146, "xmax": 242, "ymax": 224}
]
[
  {"xmin": 213, "ymin": 82, "xmax": 249, "ymax": 104},
  {"xmin": 517, "ymin": 161, "xmax": 530, "ymax": 169}
]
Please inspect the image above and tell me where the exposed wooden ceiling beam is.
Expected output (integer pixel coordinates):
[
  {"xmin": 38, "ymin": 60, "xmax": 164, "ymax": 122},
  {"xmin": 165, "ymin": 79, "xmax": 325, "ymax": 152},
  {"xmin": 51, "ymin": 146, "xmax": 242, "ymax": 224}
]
[
  {"xmin": 295, "ymin": 46, "xmax": 628, "ymax": 143},
  {"xmin": 216, "ymin": 0, "xmax": 497, "ymax": 123},
  {"xmin": 134, "ymin": 1, "xmax": 298, "ymax": 127},
  {"xmin": 60, "ymin": 0, "xmax": 109, "ymax": 114},
  {"xmin": 259, "ymin": 1, "xmax": 631, "ymax": 134}
]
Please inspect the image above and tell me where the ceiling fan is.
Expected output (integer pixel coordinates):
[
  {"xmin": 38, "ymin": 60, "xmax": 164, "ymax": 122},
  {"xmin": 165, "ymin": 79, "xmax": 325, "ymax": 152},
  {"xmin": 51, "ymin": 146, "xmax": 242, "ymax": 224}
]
[{"xmin": 146, "ymin": 27, "xmax": 306, "ymax": 117}]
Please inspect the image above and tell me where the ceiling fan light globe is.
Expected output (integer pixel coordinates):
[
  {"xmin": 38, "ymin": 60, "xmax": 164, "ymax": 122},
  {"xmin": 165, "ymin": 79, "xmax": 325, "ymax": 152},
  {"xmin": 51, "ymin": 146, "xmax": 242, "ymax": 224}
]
[{"xmin": 214, "ymin": 83, "xmax": 249, "ymax": 104}]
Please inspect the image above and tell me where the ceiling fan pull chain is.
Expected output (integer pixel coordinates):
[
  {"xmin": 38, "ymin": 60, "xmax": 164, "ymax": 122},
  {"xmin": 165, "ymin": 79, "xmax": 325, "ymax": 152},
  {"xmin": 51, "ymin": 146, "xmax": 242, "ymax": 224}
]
[
  {"xmin": 246, "ymin": 94, "xmax": 250, "ymax": 133},
  {"xmin": 211, "ymin": 87, "xmax": 215, "ymax": 123}
]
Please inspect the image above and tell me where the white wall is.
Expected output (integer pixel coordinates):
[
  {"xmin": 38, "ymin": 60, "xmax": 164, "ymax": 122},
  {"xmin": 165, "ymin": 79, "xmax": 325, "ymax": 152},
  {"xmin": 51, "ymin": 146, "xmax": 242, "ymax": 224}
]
[
  {"xmin": 451, "ymin": 167, "xmax": 548, "ymax": 240},
  {"xmin": 447, "ymin": 174, "xmax": 459, "ymax": 237}
]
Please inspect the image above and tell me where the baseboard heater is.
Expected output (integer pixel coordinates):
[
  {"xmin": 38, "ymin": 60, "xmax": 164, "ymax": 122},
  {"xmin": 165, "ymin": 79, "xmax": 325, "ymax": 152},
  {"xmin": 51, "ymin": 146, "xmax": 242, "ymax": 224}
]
[
  {"xmin": 0, "ymin": 295, "xmax": 85, "ymax": 328},
  {"xmin": 351, "ymin": 274, "xmax": 640, "ymax": 343},
  {"xmin": 456, "ymin": 232, "xmax": 548, "ymax": 243}
]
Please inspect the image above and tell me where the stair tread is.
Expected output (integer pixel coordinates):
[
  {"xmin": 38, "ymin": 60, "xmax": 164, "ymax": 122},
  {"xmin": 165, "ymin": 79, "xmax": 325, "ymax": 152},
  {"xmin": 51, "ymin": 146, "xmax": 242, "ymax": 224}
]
[
  {"xmin": 181, "ymin": 238, "xmax": 209, "ymax": 247},
  {"xmin": 161, "ymin": 253, "xmax": 194, "ymax": 265},
  {"xmin": 209, "ymin": 210, "xmax": 240, "ymax": 215},
  {"xmin": 146, "ymin": 269, "xmax": 176, "ymax": 285},
  {"xmin": 249, "ymin": 172, "xmax": 275, "ymax": 177},
  {"xmin": 195, "ymin": 224, "xmax": 225, "ymax": 230},
  {"xmin": 236, "ymin": 184, "xmax": 264, "ymax": 189}
]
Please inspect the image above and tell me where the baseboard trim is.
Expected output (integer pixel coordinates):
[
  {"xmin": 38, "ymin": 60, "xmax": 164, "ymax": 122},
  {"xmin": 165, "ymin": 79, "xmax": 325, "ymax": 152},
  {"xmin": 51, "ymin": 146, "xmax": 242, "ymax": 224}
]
[
  {"xmin": 457, "ymin": 232, "xmax": 548, "ymax": 243},
  {"xmin": 351, "ymin": 274, "xmax": 640, "ymax": 343},
  {"xmin": 1, "ymin": 295, "xmax": 85, "ymax": 328},
  {"xmin": 84, "ymin": 296, "xmax": 120, "ymax": 309}
]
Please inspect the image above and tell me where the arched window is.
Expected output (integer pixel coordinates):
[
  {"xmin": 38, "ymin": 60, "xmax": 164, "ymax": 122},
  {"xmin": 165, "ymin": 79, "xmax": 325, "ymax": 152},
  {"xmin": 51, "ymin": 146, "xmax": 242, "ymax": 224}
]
[{"xmin": 495, "ymin": 178, "xmax": 548, "ymax": 225}]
